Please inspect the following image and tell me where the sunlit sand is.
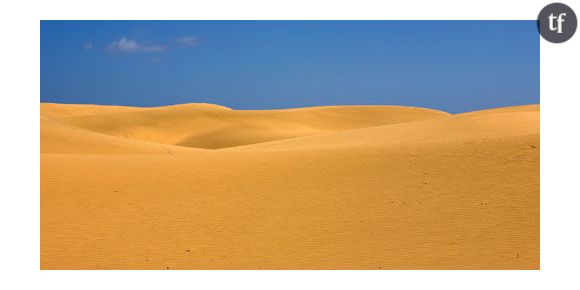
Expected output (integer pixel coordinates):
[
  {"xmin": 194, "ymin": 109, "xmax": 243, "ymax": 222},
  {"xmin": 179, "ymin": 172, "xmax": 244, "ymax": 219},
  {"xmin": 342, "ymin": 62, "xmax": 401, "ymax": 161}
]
[{"xmin": 41, "ymin": 103, "xmax": 539, "ymax": 269}]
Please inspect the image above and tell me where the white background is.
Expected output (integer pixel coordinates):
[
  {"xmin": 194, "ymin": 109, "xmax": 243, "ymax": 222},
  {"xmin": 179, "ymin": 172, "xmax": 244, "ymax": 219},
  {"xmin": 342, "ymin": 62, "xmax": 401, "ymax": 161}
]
[{"xmin": 0, "ymin": 0, "xmax": 578, "ymax": 289}]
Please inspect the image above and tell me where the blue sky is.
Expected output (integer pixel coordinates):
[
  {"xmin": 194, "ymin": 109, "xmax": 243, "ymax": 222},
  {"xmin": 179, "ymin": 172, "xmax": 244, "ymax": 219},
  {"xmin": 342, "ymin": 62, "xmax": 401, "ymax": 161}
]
[{"xmin": 40, "ymin": 21, "xmax": 539, "ymax": 113}]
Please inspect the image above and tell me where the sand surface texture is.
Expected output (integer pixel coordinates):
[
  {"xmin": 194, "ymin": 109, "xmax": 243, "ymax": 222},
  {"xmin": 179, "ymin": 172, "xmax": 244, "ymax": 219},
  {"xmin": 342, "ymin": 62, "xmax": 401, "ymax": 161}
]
[{"xmin": 41, "ymin": 103, "xmax": 539, "ymax": 269}]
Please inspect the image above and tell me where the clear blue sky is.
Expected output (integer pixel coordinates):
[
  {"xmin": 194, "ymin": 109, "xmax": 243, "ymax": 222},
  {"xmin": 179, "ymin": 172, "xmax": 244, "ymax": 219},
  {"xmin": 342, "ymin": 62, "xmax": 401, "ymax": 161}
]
[{"xmin": 40, "ymin": 20, "xmax": 539, "ymax": 113}]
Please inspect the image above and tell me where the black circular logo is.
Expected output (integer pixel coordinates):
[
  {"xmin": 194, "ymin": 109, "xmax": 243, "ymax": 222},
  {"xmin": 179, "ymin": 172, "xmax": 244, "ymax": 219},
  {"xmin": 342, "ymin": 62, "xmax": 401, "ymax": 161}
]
[{"xmin": 538, "ymin": 3, "xmax": 577, "ymax": 43}]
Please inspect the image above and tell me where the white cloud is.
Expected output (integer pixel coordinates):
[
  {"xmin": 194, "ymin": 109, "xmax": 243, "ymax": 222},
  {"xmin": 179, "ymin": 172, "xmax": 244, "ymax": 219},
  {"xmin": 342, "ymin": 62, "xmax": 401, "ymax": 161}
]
[
  {"xmin": 175, "ymin": 36, "xmax": 199, "ymax": 46},
  {"xmin": 84, "ymin": 42, "xmax": 93, "ymax": 50},
  {"xmin": 106, "ymin": 37, "xmax": 165, "ymax": 53}
]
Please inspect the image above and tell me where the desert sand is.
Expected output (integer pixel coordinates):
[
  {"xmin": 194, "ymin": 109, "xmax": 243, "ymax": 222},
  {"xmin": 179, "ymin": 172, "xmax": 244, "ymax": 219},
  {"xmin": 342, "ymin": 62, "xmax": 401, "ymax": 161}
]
[{"xmin": 40, "ymin": 102, "xmax": 539, "ymax": 269}]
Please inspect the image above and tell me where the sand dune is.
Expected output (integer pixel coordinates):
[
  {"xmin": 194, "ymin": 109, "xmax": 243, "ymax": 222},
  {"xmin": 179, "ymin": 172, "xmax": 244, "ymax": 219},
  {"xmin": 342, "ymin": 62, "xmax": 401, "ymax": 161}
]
[
  {"xmin": 41, "ymin": 103, "xmax": 145, "ymax": 118},
  {"xmin": 52, "ymin": 104, "xmax": 449, "ymax": 149},
  {"xmin": 40, "ymin": 103, "xmax": 539, "ymax": 269},
  {"xmin": 40, "ymin": 117, "xmax": 200, "ymax": 155},
  {"xmin": 226, "ymin": 106, "xmax": 539, "ymax": 152}
]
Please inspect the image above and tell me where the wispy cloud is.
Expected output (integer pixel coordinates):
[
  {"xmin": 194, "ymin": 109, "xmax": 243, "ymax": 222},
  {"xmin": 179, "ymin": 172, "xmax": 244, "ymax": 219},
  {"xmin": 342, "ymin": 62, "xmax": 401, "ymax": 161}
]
[
  {"xmin": 175, "ymin": 36, "xmax": 199, "ymax": 46},
  {"xmin": 104, "ymin": 36, "xmax": 199, "ymax": 54},
  {"xmin": 84, "ymin": 42, "xmax": 93, "ymax": 50},
  {"xmin": 106, "ymin": 37, "xmax": 165, "ymax": 53}
]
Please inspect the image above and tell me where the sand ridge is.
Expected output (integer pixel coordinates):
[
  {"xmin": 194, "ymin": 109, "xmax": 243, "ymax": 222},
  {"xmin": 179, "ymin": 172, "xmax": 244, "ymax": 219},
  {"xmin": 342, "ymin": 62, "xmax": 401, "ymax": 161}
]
[
  {"xmin": 40, "ymin": 103, "xmax": 539, "ymax": 269},
  {"xmin": 46, "ymin": 104, "xmax": 450, "ymax": 150}
]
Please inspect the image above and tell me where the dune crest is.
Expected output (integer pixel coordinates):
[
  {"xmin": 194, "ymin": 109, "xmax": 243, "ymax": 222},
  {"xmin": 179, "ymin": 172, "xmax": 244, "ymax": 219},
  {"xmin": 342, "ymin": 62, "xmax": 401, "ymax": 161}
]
[{"xmin": 43, "ymin": 103, "xmax": 450, "ymax": 150}]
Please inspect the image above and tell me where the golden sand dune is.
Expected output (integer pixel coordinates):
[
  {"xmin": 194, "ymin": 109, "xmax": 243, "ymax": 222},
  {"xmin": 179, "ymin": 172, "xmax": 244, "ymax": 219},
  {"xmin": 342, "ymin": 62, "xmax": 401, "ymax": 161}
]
[
  {"xmin": 40, "ymin": 117, "xmax": 199, "ymax": 154},
  {"xmin": 40, "ymin": 103, "xmax": 539, "ymax": 269},
  {"xmin": 456, "ymin": 103, "xmax": 539, "ymax": 117},
  {"xmin": 50, "ymin": 104, "xmax": 449, "ymax": 149},
  {"xmin": 227, "ymin": 107, "xmax": 539, "ymax": 152},
  {"xmin": 41, "ymin": 103, "xmax": 145, "ymax": 118}
]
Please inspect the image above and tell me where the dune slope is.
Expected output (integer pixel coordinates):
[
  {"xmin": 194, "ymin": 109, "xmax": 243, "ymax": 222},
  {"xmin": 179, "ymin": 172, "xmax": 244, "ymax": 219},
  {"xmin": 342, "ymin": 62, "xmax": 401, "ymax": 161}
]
[
  {"xmin": 40, "ymin": 117, "xmax": 199, "ymax": 155},
  {"xmin": 52, "ymin": 104, "xmax": 450, "ymax": 149},
  {"xmin": 40, "ymin": 103, "xmax": 539, "ymax": 269}
]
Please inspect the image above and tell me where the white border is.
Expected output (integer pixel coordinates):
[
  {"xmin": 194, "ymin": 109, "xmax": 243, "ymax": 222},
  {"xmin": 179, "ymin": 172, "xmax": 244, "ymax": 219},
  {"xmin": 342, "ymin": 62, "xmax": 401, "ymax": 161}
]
[{"xmin": 1, "ymin": 0, "xmax": 578, "ymax": 289}]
